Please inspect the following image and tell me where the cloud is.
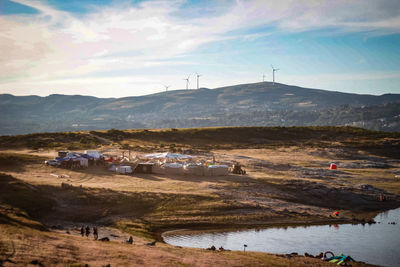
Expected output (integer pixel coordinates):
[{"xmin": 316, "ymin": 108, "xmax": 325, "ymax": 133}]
[{"xmin": 1, "ymin": 0, "xmax": 400, "ymax": 96}]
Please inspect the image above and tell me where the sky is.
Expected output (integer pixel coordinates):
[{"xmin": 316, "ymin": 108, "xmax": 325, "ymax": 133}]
[{"xmin": 1, "ymin": 0, "xmax": 400, "ymax": 98}]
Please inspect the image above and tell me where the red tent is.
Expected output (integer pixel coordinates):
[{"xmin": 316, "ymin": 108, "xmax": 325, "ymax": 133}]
[{"xmin": 333, "ymin": 211, "xmax": 339, "ymax": 216}]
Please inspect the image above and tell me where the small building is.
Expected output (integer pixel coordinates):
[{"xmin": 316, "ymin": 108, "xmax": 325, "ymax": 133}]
[
  {"xmin": 117, "ymin": 165, "xmax": 133, "ymax": 174},
  {"xmin": 135, "ymin": 163, "xmax": 154, "ymax": 174}
]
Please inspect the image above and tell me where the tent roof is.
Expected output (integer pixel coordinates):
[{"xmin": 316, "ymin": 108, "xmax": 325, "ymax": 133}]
[{"xmin": 144, "ymin": 152, "xmax": 195, "ymax": 159}]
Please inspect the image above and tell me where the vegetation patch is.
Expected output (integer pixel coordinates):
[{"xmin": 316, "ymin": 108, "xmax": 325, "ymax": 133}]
[
  {"xmin": 0, "ymin": 153, "xmax": 45, "ymax": 172},
  {"xmin": 0, "ymin": 173, "xmax": 55, "ymax": 220}
]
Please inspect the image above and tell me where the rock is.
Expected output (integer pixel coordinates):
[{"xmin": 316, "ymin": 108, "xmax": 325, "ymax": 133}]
[
  {"xmin": 145, "ymin": 241, "xmax": 157, "ymax": 246},
  {"xmin": 29, "ymin": 260, "xmax": 44, "ymax": 266}
]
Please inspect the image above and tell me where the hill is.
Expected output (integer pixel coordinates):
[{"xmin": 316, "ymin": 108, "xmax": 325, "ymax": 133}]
[{"xmin": 1, "ymin": 82, "xmax": 400, "ymax": 135}]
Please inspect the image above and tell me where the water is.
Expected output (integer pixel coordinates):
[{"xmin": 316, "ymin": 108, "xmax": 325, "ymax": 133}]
[{"xmin": 164, "ymin": 208, "xmax": 400, "ymax": 267}]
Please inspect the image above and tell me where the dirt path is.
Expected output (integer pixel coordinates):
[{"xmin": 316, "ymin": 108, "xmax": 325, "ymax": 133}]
[{"xmin": 88, "ymin": 133, "xmax": 112, "ymax": 145}]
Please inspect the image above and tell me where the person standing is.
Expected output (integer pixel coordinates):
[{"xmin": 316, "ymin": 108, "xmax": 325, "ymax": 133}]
[
  {"xmin": 93, "ymin": 226, "xmax": 98, "ymax": 240},
  {"xmin": 85, "ymin": 225, "xmax": 90, "ymax": 238},
  {"xmin": 80, "ymin": 226, "xmax": 84, "ymax": 237}
]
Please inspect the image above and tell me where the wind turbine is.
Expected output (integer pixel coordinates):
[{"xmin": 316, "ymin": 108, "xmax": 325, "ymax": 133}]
[
  {"xmin": 184, "ymin": 75, "xmax": 190, "ymax": 90},
  {"xmin": 196, "ymin": 72, "xmax": 202, "ymax": 89},
  {"xmin": 163, "ymin": 84, "xmax": 170, "ymax": 92},
  {"xmin": 271, "ymin": 65, "xmax": 279, "ymax": 85}
]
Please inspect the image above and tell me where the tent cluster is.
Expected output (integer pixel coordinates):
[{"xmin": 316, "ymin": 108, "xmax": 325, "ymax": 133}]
[
  {"xmin": 133, "ymin": 152, "xmax": 230, "ymax": 176},
  {"xmin": 45, "ymin": 150, "xmax": 104, "ymax": 169},
  {"xmin": 46, "ymin": 150, "xmax": 235, "ymax": 176}
]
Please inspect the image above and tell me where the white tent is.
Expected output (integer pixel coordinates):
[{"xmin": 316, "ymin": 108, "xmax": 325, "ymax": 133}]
[
  {"xmin": 164, "ymin": 163, "xmax": 185, "ymax": 175},
  {"xmin": 184, "ymin": 163, "xmax": 204, "ymax": 176},
  {"xmin": 117, "ymin": 165, "xmax": 133, "ymax": 174},
  {"xmin": 206, "ymin": 165, "xmax": 229, "ymax": 176},
  {"xmin": 144, "ymin": 152, "xmax": 195, "ymax": 160},
  {"xmin": 84, "ymin": 150, "xmax": 101, "ymax": 159}
]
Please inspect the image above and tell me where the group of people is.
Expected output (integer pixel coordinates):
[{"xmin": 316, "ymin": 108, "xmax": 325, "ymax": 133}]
[{"xmin": 81, "ymin": 225, "xmax": 98, "ymax": 240}]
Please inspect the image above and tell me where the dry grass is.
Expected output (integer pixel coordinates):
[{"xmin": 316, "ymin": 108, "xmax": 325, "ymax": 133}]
[
  {"xmin": 0, "ymin": 126, "xmax": 398, "ymax": 266},
  {"xmin": 1, "ymin": 126, "xmax": 399, "ymax": 158},
  {"xmin": 0, "ymin": 216, "xmax": 374, "ymax": 266}
]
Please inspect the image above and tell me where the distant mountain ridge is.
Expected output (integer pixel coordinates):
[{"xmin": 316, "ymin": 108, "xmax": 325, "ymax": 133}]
[{"xmin": 1, "ymin": 82, "xmax": 400, "ymax": 135}]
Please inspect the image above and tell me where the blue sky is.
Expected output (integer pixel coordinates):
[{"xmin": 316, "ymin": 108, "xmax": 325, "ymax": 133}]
[{"xmin": 1, "ymin": 0, "xmax": 400, "ymax": 97}]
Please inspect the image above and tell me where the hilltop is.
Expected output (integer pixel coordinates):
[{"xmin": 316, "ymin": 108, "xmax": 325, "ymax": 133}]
[{"xmin": 1, "ymin": 82, "xmax": 400, "ymax": 135}]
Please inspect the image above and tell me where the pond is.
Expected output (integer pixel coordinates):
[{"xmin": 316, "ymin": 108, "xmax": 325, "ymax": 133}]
[{"xmin": 163, "ymin": 208, "xmax": 400, "ymax": 267}]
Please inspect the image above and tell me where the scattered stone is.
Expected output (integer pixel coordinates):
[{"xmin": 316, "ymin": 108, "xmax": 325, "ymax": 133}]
[
  {"xmin": 145, "ymin": 241, "xmax": 157, "ymax": 246},
  {"xmin": 356, "ymin": 184, "xmax": 387, "ymax": 194},
  {"xmin": 29, "ymin": 260, "xmax": 44, "ymax": 266}
]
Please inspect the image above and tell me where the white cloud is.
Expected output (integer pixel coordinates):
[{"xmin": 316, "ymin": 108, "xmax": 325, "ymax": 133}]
[{"xmin": 1, "ymin": 0, "xmax": 399, "ymax": 97}]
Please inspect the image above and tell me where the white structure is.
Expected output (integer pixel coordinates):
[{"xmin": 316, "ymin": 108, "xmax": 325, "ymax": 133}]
[
  {"xmin": 271, "ymin": 65, "xmax": 279, "ymax": 85},
  {"xmin": 196, "ymin": 72, "xmax": 202, "ymax": 89},
  {"xmin": 184, "ymin": 75, "xmax": 190, "ymax": 90},
  {"xmin": 206, "ymin": 165, "xmax": 229, "ymax": 176},
  {"xmin": 144, "ymin": 152, "xmax": 195, "ymax": 160},
  {"xmin": 85, "ymin": 150, "xmax": 101, "ymax": 159},
  {"xmin": 116, "ymin": 165, "xmax": 133, "ymax": 174}
]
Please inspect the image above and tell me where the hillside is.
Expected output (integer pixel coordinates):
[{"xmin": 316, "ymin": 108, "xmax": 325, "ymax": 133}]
[
  {"xmin": 1, "ymin": 126, "xmax": 399, "ymax": 159},
  {"xmin": 1, "ymin": 82, "xmax": 400, "ymax": 135}
]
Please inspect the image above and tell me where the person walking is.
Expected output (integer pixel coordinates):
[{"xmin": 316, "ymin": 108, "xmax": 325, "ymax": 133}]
[{"xmin": 80, "ymin": 226, "xmax": 84, "ymax": 237}]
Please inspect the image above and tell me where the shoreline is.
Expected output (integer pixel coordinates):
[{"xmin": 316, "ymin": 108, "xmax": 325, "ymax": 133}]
[{"xmin": 155, "ymin": 209, "xmax": 393, "ymax": 242}]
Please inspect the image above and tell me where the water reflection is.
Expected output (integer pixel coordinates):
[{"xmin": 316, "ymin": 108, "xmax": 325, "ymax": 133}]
[{"xmin": 164, "ymin": 208, "xmax": 400, "ymax": 267}]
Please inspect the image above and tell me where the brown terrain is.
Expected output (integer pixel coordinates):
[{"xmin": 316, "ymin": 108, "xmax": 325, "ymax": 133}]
[{"xmin": 1, "ymin": 126, "xmax": 399, "ymax": 266}]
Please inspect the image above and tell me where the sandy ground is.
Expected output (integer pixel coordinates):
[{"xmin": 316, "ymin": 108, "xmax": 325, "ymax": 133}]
[
  {"xmin": 2, "ymin": 146, "xmax": 399, "ymax": 225},
  {"xmin": 1, "ymin": 145, "xmax": 394, "ymax": 266}
]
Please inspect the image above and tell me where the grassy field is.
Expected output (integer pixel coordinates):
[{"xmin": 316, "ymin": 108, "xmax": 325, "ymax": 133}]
[
  {"xmin": 1, "ymin": 126, "xmax": 399, "ymax": 156},
  {"xmin": 1, "ymin": 126, "xmax": 399, "ymax": 266}
]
